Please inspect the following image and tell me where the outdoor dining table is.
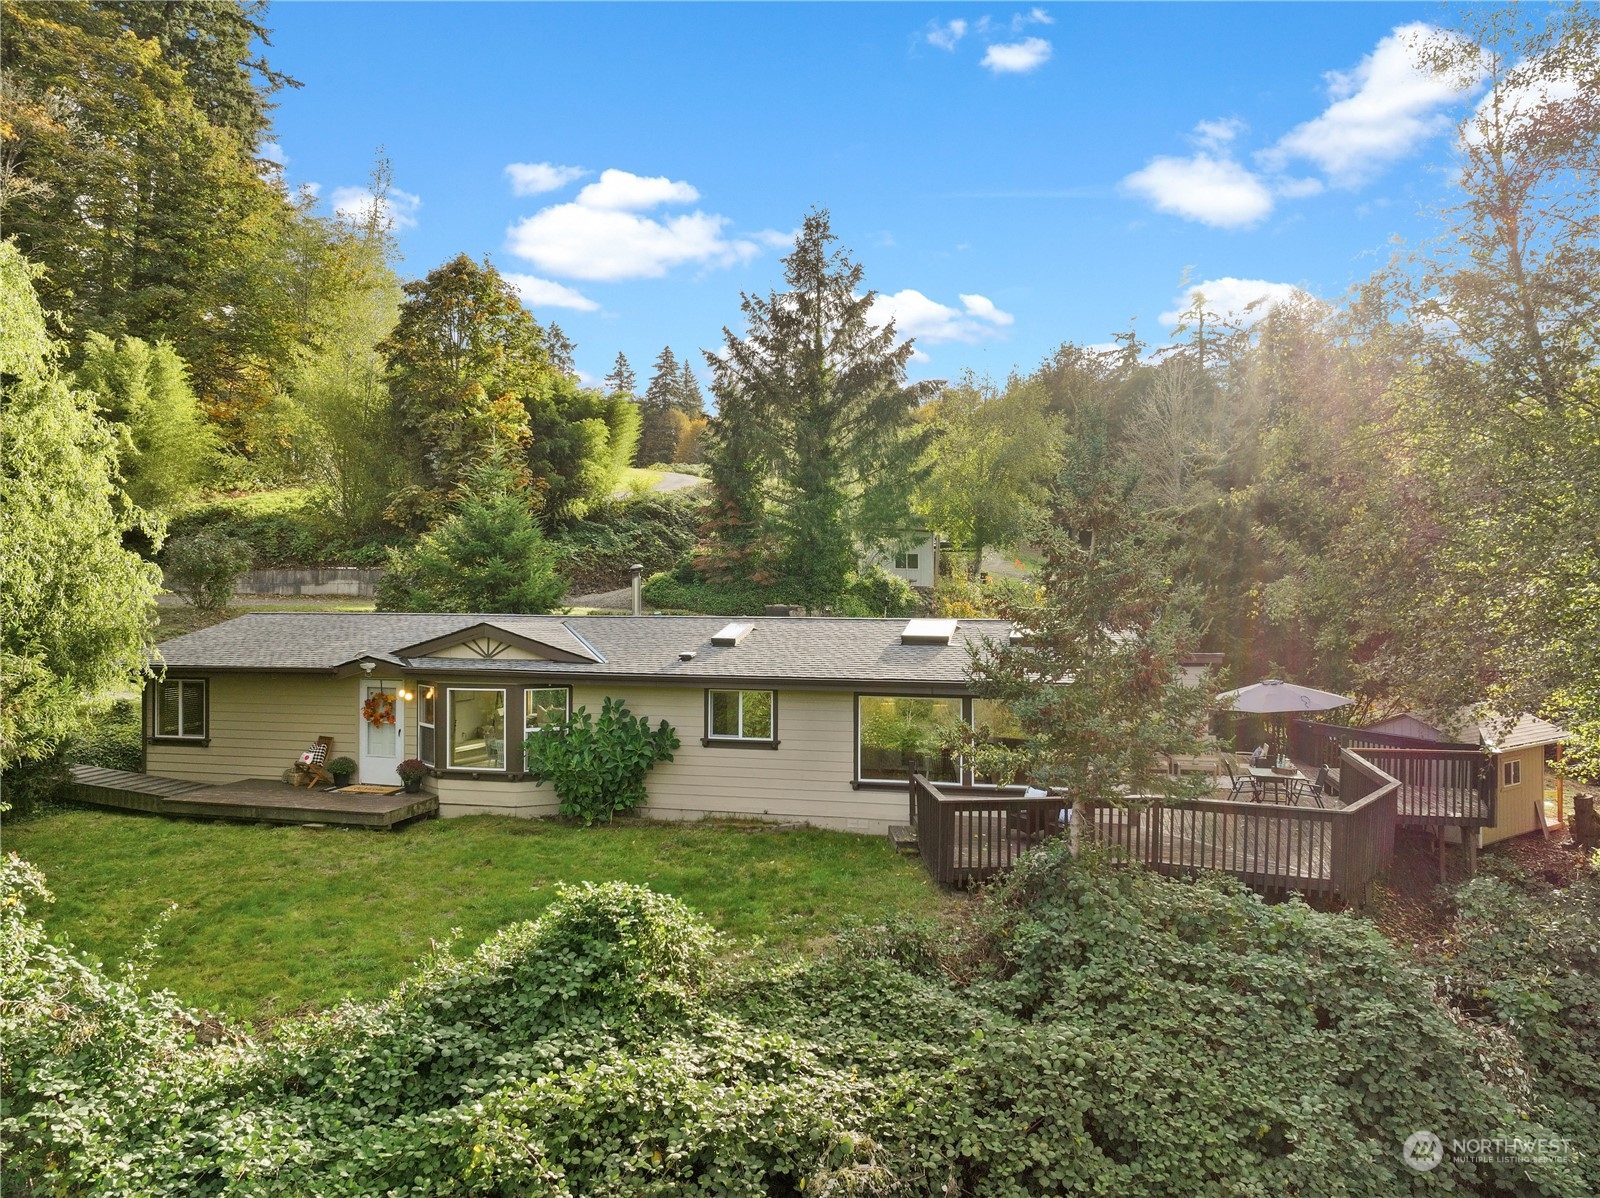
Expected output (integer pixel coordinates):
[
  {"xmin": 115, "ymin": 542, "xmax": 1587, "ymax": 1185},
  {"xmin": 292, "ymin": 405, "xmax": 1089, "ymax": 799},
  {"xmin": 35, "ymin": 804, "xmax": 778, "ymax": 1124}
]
[{"xmin": 1247, "ymin": 765, "xmax": 1308, "ymax": 803}]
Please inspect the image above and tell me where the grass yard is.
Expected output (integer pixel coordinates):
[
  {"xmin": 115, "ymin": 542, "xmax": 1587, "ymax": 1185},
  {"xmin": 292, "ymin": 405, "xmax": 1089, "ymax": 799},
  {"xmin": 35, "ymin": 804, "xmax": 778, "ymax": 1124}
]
[{"xmin": 7, "ymin": 810, "xmax": 948, "ymax": 1021}]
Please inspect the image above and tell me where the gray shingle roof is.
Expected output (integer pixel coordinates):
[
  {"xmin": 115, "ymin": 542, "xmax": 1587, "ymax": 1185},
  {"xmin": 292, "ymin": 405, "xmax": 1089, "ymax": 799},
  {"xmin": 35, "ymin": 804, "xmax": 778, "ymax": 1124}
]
[{"xmin": 153, "ymin": 613, "xmax": 1011, "ymax": 689}]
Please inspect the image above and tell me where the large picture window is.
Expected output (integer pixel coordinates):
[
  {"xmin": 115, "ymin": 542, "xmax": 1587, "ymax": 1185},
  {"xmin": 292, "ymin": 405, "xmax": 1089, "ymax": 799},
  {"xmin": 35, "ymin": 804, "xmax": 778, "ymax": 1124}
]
[
  {"xmin": 153, "ymin": 678, "xmax": 206, "ymax": 740},
  {"xmin": 418, "ymin": 685, "xmax": 437, "ymax": 765},
  {"xmin": 447, "ymin": 688, "xmax": 507, "ymax": 770},
  {"xmin": 524, "ymin": 686, "xmax": 572, "ymax": 737},
  {"xmin": 706, "ymin": 689, "xmax": 775, "ymax": 744},
  {"xmin": 857, "ymin": 696, "xmax": 963, "ymax": 783}
]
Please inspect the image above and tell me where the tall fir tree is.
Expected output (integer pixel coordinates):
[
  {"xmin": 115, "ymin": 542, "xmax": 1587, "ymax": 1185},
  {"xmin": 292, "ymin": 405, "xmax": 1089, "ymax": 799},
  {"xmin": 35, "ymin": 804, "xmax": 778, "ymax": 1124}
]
[
  {"xmin": 604, "ymin": 352, "xmax": 637, "ymax": 397},
  {"xmin": 675, "ymin": 360, "xmax": 704, "ymax": 415},
  {"xmin": 636, "ymin": 345, "xmax": 684, "ymax": 466},
  {"xmin": 705, "ymin": 209, "xmax": 935, "ymax": 610},
  {"xmin": 545, "ymin": 322, "xmax": 577, "ymax": 379},
  {"xmin": 965, "ymin": 410, "xmax": 1214, "ymax": 854}
]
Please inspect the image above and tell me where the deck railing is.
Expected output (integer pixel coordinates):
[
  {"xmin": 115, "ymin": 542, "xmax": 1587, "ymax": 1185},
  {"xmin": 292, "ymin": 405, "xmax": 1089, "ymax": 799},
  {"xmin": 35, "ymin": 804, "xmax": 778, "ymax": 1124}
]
[{"xmin": 910, "ymin": 747, "xmax": 1401, "ymax": 900}]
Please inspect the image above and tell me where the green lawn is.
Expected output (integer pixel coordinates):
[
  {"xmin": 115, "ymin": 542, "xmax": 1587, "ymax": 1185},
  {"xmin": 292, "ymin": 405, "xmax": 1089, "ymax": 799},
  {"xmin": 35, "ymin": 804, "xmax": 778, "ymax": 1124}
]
[{"xmin": 7, "ymin": 810, "xmax": 947, "ymax": 1020}]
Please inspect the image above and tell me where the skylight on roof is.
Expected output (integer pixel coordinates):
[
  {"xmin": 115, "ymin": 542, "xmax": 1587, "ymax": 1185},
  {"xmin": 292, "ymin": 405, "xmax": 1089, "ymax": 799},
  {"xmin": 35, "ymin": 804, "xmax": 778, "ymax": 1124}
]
[
  {"xmin": 901, "ymin": 618, "xmax": 958, "ymax": 646},
  {"xmin": 710, "ymin": 621, "xmax": 755, "ymax": 647}
]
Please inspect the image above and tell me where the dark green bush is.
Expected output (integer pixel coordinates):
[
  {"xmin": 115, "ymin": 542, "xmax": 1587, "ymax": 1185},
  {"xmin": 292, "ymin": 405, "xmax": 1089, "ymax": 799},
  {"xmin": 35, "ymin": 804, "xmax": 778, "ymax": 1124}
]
[
  {"xmin": 1435, "ymin": 866, "xmax": 1600, "ymax": 1189},
  {"xmin": 166, "ymin": 489, "xmax": 403, "ymax": 568},
  {"xmin": 161, "ymin": 530, "xmax": 253, "ymax": 611},
  {"xmin": 0, "ymin": 701, "xmax": 142, "ymax": 817},
  {"xmin": 552, "ymin": 492, "xmax": 704, "ymax": 595},
  {"xmin": 640, "ymin": 569, "xmax": 786, "ymax": 615},
  {"xmin": 641, "ymin": 563, "xmax": 918, "ymax": 616}
]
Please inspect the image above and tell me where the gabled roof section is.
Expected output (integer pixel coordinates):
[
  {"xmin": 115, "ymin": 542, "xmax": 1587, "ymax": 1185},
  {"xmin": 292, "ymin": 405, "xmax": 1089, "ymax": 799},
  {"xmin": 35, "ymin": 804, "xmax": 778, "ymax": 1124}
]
[{"xmin": 394, "ymin": 620, "xmax": 601, "ymax": 664}]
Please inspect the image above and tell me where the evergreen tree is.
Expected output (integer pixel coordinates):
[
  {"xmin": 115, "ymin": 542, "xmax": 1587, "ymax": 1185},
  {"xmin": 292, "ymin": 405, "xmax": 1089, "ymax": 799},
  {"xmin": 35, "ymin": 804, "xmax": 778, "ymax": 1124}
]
[
  {"xmin": 636, "ymin": 346, "xmax": 683, "ymax": 466},
  {"xmin": 705, "ymin": 209, "xmax": 935, "ymax": 611},
  {"xmin": 376, "ymin": 459, "xmax": 566, "ymax": 613},
  {"xmin": 965, "ymin": 411, "xmax": 1214, "ymax": 854},
  {"xmin": 675, "ymin": 360, "xmax": 704, "ymax": 415},
  {"xmin": 545, "ymin": 322, "xmax": 577, "ymax": 379},
  {"xmin": 604, "ymin": 352, "xmax": 637, "ymax": 397}
]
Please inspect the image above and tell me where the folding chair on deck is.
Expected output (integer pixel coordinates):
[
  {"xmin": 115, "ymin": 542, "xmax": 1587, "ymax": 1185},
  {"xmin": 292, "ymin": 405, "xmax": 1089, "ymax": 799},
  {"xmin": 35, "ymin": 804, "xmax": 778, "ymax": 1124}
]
[{"xmin": 295, "ymin": 737, "xmax": 335, "ymax": 789}]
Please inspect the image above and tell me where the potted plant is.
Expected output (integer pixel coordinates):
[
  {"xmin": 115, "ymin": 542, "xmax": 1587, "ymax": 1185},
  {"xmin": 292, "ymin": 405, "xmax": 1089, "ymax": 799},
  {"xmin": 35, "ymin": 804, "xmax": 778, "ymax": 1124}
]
[
  {"xmin": 327, "ymin": 756, "xmax": 358, "ymax": 788},
  {"xmin": 396, "ymin": 758, "xmax": 429, "ymax": 794}
]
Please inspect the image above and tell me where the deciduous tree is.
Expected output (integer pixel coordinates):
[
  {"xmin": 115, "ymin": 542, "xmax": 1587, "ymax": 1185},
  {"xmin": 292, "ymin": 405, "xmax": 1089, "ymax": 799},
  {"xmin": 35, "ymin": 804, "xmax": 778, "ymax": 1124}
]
[{"xmin": 0, "ymin": 243, "xmax": 161, "ymax": 768}]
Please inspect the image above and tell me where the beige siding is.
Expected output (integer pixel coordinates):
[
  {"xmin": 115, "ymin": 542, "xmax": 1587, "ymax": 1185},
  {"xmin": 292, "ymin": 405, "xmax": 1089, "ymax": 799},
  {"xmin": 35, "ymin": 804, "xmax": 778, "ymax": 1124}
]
[
  {"xmin": 1481, "ymin": 747, "xmax": 1550, "ymax": 846},
  {"xmin": 433, "ymin": 776, "xmax": 559, "ymax": 820},
  {"xmin": 149, "ymin": 673, "xmax": 909, "ymax": 833},
  {"xmin": 563, "ymin": 684, "xmax": 905, "ymax": 834},
  {"xmin": 147, "ymin": 674, "xmax": 417, "ymax": 785}
]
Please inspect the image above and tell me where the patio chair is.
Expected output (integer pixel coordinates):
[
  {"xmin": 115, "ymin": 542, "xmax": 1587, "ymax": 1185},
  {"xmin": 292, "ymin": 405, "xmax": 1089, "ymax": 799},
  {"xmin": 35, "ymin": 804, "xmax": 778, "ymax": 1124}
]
[
  {"xmin": 294, "ymin": 736, "xmax": 335, "ymax": 789},
  {"xmin": 1296, "ymin": 765, "xmax": 1334, "ymax": 809},
  {"xmin": 1222, "ymin": 754, "xmax": 1258, "ymax": 801}
]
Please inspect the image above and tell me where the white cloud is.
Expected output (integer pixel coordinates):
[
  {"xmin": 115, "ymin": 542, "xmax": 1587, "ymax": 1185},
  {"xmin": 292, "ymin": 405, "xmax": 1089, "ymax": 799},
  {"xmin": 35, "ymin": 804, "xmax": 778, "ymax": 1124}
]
[
  {"xmin": 1269, "ymin": 22, "xmax": 1481, "ymax": 186},
  {"xmin": 1191, "ymin": 118, "xmax": 1245, "ymax": 150},
  {"xmin": 575, "ymin": 168, "xmax": 699, "ymax": 210},
  {"xmin": 982, "ymin": 37, "xmax": 1052, "ymax": 74},
  {"xmin": 260, "ymin": 141, "xmax": 288, "ymax": 165},
  {"xmin": 504, "ymin": 162, "xmax": 588, "ymax": 196},
  {"xmin": 330, "ymin": 185, "xmax": 421, "ymax": 231},
  {"xmin": 927, "ymin": 18, "xmax": 967, "ymax": 50},
  {"xmin": 1121, "ymin": 152, "xmax": 1275, "ymax": 228},
  {"xmin": 959, "ymin": 293, "xmax": 1015, "ymax": 327},
  {"xmin": 1024, "ymin": 8, "xmax": 1054, "ymax": 26},
  {"xmin": 869, "ymin": 289, "xmax": 1015, "ymax": 344},
  {"xmin": 503, "ymin": 272, "xmax": 600, "ymax": 312},
  {"xmin": 1159, "ymin": 277, "xmax": 1308, "ymax": 327}
]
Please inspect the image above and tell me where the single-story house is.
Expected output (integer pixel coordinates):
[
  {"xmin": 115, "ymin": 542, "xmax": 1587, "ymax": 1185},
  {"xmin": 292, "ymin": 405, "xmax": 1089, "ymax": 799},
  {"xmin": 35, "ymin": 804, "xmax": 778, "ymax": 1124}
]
[
  {"xmin": 1365, "ymin": 709, "xmax": 1567, "ymax": 845},
  {"xmin": 145, "ymin": 613, "xmax": 1013, "ymax": 833}
]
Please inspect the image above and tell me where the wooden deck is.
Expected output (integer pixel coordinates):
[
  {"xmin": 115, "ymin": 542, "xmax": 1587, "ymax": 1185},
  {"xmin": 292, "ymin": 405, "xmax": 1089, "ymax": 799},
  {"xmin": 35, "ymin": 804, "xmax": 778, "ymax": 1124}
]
[
  {"xmin": 69, "ymin": 766, "xmax": 437, "ymax": 828},
  {"xmin": 908, "ymin": 747, "xmax": 1401, "ymax": 900}
]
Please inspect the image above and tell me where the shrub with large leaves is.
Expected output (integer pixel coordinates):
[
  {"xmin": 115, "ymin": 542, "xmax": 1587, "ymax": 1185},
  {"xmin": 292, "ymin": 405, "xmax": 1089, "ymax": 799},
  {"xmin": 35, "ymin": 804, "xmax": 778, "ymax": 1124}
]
[{"xmin": 523, "ymin": 697, "xmax": 679, "ymax": 824}]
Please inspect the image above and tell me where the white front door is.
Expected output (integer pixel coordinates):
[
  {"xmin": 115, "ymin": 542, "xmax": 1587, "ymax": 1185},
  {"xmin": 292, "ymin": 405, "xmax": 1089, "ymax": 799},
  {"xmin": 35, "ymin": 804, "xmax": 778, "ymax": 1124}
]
[{"xmin": 359, "ymin": 679, "xmax": 405, "ymax": 785}]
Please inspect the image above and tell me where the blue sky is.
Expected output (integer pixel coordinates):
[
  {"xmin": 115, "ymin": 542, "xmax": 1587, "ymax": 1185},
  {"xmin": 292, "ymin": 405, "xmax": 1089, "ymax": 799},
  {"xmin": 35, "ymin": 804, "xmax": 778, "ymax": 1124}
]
[{"xmin": 263, "ymin": 2, "xmax": 1473, "ymax": 388}]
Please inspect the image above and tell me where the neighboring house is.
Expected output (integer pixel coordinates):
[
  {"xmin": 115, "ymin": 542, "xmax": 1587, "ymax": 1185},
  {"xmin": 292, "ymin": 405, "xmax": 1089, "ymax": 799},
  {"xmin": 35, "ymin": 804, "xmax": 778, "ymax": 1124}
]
[
  {"xmin": 1364, "ymin": 709, "xmax": 1567, "ymax": 846},
  {"xmin": 860, "ymin": 531, "xmax": 938, "ymax": 589},
  {"xmin": 145, "ymin": 613, "xmax": 1009, "ymax": 834}
]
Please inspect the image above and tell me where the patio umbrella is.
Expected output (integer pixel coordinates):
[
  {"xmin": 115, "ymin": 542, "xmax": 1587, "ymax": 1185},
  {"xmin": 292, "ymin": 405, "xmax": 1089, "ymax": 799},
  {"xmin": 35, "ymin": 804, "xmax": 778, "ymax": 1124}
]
[{"xmin": 1216, "ymin": 679, "xmax": 1353, "ymax": 759}]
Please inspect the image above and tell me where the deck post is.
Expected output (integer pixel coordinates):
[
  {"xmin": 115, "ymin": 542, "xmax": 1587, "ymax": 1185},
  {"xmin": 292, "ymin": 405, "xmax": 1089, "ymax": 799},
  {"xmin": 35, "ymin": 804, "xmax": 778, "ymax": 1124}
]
[
  {"xmin": 1437, "ymin": 828, "xmax": 1447, "ymax": 883},
  {"xmin": 1465, "ymin": 828, "xmax": 1477, "ymax": 877}
]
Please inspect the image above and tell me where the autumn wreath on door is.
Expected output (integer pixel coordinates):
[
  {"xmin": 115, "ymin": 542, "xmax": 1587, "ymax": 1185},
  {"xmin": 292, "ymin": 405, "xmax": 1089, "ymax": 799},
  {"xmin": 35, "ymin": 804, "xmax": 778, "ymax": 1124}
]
[{"xmin": 362, "ymin": 691, "xmax": 396, "ymax": 728}]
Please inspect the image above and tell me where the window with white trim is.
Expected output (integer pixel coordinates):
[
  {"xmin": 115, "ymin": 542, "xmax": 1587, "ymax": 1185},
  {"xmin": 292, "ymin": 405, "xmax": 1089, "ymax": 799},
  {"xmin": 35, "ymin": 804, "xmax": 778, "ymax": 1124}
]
[
  {"xmin": 706, "ymin": 689, "xmax": 775, "ymax": 742},
  {"xmin": 524, "ymin": 686, "xmax": 572, "ymax": 738},
  {"xmin": 447, "ymin": 688, "xmax": 507, "ymax": 770},
  {"xmin": 1502, "ymin": 759, "xmax": 1522, "ymax": 787},
  {"xmin": 418, "ymin": 685, "xmax": 437, "ymax": 765},
  {"xmin": 153, "ymin": 679, "xmax": 206, "ymax": 740},
  {"xmin": 893, "ymin": 550, "xmax": 920, "ymax": 571}
]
